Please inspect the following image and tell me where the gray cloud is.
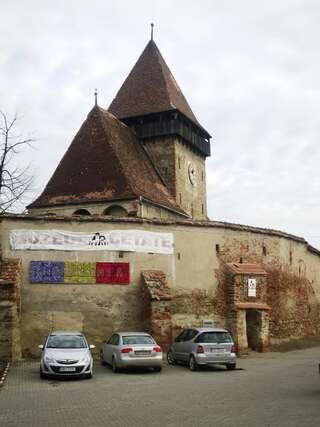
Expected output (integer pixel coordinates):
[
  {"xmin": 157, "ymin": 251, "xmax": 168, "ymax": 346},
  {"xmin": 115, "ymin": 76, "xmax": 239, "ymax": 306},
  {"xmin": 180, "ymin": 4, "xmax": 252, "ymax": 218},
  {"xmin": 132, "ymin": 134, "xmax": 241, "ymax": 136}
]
[{"xmin": 1, "ymin": 0, "xmax": 319, "ymax": 247}]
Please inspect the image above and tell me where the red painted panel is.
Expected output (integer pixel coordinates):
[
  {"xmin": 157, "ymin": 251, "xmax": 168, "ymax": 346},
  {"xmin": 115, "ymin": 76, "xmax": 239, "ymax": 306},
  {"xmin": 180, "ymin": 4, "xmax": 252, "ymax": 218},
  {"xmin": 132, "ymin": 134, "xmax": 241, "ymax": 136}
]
[{"xmin": 96, "ymin": 262, "xmax": 130, "ymax": 285}]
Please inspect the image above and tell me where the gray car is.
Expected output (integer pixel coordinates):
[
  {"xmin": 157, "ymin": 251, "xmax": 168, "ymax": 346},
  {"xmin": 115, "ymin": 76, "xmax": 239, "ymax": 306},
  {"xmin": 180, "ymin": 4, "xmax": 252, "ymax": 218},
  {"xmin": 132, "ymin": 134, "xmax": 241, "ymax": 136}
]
[
  {"xmin": 39, "ymin": 331, "xmax": 95, "ymax": 379},
  {"xmin": 167, "ymin": 327, "xmax": 236, "ymax": 371},
  {"xmin": 100, "ymin": 332, "xmax": 163, "ymax": 372}
]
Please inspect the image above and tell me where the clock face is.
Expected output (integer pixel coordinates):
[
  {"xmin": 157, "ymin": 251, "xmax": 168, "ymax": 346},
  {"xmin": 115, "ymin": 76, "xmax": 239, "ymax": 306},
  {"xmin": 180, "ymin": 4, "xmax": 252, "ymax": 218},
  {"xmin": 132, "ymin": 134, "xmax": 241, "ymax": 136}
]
[{"xmin": 188, "ymin": 163, "xmax": 197, "ymax": 185}]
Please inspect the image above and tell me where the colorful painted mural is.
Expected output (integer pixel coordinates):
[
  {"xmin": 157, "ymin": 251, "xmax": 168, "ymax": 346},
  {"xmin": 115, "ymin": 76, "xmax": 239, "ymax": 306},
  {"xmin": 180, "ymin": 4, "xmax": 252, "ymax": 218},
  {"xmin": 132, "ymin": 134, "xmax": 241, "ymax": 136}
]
[{"xmin": 29, "ymin": 261, "xmax": 130, "ymax": 285}]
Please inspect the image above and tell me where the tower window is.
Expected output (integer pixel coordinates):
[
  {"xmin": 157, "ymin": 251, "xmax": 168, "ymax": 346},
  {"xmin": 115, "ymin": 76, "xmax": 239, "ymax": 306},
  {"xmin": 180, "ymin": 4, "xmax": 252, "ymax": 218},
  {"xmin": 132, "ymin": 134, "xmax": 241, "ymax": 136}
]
[
  {"xmin": 215, "ymin": 244, "xmax": 220, "ymax": 254},
  {"xmin": 201, "ymin": 171, "xmax": 204, "ymax": 182},
  {"xmin": 202, "ymin": 204, "xmax": 204, "ymax": 214},
  {"xmin": 289, "ymin": 251, "xmax": 293, "ymax": 265},
  {"xmin": 179, "ymin": 193, "xmax": 182, "ymax": 204},
  {"xmin": 177, "ymin": 252, "xmax": 181, "ymax": 260},
  {"xmin": 262, "ymin": 246, "xmax": 267, "ymax": 256},
  {"xmin": 178, "ymin": 157, "xmax": 181, "ymax": 169}
]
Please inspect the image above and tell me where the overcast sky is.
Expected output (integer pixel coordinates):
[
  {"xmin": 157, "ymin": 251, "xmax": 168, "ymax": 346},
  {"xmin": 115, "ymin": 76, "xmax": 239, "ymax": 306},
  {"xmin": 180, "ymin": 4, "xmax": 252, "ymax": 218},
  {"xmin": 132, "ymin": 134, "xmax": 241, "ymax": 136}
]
[{"xmin": 1, "ymin": 0, "xmax": 319, "ymax": 248}]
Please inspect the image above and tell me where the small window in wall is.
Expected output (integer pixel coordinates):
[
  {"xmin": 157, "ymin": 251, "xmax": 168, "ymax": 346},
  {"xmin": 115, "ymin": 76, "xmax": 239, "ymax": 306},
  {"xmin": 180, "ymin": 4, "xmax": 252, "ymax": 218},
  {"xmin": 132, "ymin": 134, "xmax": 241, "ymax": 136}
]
[
  {"xmin": 73, "ymin": 209, "xmax": 91, "ymax": 216},
  {"xmin": 177, "ymin": 252, "xmax": 181, "ymax": 260},
  {"xmin": 202, "ymin": 204, "xmax": 204, "ymax": 214},
  {"xmin": 239, "ymin": 257, "xmax": 243, "ymax": 264},
  {"xmin": 215, "ymin": 244, "xmax": 220, "ymax": 255},
  {"xmin": 119, "ymin": 252, "xmax": 124, "ymax": 259},
  {"xmin": 289, "ymin": 251, "xmax": 293, "ymax": 265},
  {"xmin": 178, "ymin": 157, "xmax": 181, "ymax": 169},
  {"xmin": 164, "ymin": 167, "xmax": 168, "ymax": 176},
  {"xmin": 262, "ymin": 246, "xmax": 267, "ymax": 256},
  {"xmin": 103, "ymin": 205, "xmax": 128, "ymax": 217},
  {"xmin": 201, "ymin": 171, "xmax": 204, "ymax": 182},
  {"xmin": 179, "ymin": 193, "xmax": 182, "ymax": 204}
]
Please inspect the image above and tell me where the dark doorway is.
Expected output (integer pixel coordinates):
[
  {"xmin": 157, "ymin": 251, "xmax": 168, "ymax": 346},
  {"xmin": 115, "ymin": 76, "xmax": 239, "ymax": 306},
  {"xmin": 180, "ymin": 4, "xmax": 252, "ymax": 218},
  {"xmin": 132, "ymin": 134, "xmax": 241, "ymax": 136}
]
[{"xmin": 246, "ymin": 310, "xmax": 261, "ymax": 351}]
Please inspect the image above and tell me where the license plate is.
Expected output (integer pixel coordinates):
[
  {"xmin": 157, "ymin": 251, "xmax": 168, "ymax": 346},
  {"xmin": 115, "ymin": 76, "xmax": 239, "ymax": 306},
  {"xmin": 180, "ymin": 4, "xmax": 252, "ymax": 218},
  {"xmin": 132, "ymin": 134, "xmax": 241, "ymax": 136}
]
[
  {"xmin": 210, "ymin": 348, "xmax": 225, "ymax": 353},
  {"xmin": 59, "ymin": 366, "xmax": 76, "ymax": 372},
  {"xmin": 135, "ymin": 351, "xmax": 151, "ymax": 356}
]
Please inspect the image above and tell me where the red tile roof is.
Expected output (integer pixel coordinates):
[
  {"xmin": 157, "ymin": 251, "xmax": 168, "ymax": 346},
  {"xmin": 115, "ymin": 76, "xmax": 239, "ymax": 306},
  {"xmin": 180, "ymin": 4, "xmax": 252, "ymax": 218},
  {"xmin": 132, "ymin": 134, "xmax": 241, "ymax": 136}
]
[
  {"xmin": 28, "ymin": 106, "xmax": 187, "ymax": 216},
  {"xmin": 108, "ymin": 40, "xmax": 200, "ymax": 125},
  {"xmin": 235, "ymin": 303, "xmax": 270, "ymax": 310},
  {"xmin": 226, "ymin": 263, "xmax": 267, "ymax": 275}
]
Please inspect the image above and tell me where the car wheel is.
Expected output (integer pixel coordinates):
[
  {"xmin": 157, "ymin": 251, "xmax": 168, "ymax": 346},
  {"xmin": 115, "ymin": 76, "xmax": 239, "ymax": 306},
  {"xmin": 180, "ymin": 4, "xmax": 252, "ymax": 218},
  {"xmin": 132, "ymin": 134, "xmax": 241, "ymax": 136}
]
[
  {"xmin": 153, "ymin": 366, "xmax": 162, "ymax": 373},
  {"xmin": 167, "ymin": 350, "xmax": 176, "ymax": 365},
  {"xmin": 226, "ymin": 363, "xmax": 236, "ymax": 370},
  {"xmin": 40, "ymin": 368, "xmax": 48, "ymax": 379},
  {"xmin": 100, "ymin": 350, "xmax": 107, "ymax": 366},
  {"xmin": 189, "ymin": 355, "xmax": 198, "ymax": 372},
  {"xmin": 112, "ymin": 357, "xmax": 119, "ymax": 373},
  {"xmin": 86, "ymin": 372, "xmax": 93, "ymax": 379}
]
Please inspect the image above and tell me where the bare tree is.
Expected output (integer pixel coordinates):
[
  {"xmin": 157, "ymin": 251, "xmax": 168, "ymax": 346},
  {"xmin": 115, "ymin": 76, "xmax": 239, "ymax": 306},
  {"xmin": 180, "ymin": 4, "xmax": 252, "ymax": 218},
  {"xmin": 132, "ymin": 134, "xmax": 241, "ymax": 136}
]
[{"xmin": 0, "ymin": 111, "xmax": 34, "ymax": 213}]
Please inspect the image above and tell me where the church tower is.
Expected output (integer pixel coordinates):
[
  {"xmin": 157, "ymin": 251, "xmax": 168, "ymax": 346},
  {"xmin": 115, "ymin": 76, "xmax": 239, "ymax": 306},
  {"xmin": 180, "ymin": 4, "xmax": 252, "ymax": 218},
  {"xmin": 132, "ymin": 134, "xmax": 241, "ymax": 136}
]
[{"xmin": 109, "ymin": 36, "xmax": 211, "ymax": 220}]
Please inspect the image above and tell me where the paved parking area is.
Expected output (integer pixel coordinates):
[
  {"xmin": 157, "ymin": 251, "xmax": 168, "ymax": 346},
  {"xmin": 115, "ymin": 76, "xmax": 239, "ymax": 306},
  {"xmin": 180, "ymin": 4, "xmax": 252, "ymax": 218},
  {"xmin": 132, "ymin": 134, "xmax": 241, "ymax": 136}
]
[{"xmin": 0, "ymin": 347, "xmax": 320, "ymax": 427}]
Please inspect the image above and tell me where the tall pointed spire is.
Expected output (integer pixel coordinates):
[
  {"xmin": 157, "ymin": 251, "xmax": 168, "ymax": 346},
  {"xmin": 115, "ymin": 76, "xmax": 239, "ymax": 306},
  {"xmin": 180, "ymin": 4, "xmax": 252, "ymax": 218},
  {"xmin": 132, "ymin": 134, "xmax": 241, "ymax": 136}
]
[{"xmin": 108, "ymin": 39, "xmax": 200, "ymax": 125}]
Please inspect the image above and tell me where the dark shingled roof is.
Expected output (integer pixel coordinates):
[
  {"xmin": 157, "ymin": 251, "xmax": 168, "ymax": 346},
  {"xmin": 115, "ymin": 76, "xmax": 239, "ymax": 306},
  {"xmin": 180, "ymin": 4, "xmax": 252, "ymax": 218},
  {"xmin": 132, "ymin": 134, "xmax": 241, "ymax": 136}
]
[
  {"xmin": 108, "ymin": 39, "xmax": 200, "ymax": 125},
  {"xmin": 28, "ymin": 106, "xmax": 187, "ymax": 216}
]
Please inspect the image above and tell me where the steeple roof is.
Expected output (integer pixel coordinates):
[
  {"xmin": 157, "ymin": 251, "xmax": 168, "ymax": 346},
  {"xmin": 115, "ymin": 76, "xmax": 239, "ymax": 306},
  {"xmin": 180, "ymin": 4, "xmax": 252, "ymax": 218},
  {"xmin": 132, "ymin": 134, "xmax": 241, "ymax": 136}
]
[
  {"xmin": 108, "ymin": 39, "xmax": 199, "ymax": 125},
  {"xmin": 28, "ymin": 106, "xmax": 187, "ymax": 216}
]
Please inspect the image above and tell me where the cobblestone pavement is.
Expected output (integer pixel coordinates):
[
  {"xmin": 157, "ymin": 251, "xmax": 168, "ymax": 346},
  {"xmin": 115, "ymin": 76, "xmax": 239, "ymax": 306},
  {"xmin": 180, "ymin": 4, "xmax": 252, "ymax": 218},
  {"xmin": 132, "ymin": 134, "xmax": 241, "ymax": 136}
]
[{"xmin": 0, "ymin": 347, "xmax": 320, "ymax": 427}]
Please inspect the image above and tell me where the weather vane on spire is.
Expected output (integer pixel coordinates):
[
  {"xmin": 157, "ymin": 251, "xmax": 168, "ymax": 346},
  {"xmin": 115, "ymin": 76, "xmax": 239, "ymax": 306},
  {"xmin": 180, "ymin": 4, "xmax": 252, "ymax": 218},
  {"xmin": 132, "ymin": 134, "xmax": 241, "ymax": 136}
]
[
  {"xmin": 151, "ymin": 22, "xmax": 154, "ymax": 41},
  {"xmin": 94, "ymin": 88, "xmax": 98, "ymax": 106}
]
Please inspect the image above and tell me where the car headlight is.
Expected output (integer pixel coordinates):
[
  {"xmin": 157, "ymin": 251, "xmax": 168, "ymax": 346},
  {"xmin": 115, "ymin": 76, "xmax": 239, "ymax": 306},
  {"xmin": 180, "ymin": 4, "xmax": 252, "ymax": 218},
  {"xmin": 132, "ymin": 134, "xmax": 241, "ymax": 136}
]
[
  {"xmin": 45, "ymin": 356, "xmax": 55, "ymax": 364},
  {"xmin": 80, "ymin": 355, "xmax": 91, "ymax": 364}
]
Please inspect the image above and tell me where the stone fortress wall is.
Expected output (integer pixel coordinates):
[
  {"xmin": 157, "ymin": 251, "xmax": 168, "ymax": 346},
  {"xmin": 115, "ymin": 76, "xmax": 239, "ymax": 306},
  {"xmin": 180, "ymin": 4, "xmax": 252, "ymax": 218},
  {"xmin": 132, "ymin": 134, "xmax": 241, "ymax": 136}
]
[{"xmin": 1, "ymin": 214, "xmax": 319, "ymax": 360}]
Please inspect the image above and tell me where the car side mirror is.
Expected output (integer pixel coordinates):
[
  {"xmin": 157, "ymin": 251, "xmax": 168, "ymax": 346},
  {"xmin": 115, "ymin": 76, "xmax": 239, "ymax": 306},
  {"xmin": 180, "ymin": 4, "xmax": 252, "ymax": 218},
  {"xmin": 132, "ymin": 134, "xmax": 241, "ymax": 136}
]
[
  {"xmin": 174, "ymin": 337, "xmax": 180, "ymax": 342},
  {"xmin": 38, "ymin": 344, "xmax": 44, "ymax": 350},
  {"xmin": 89, "ymin": 344, "xmax": 95, "ymax": 350}
]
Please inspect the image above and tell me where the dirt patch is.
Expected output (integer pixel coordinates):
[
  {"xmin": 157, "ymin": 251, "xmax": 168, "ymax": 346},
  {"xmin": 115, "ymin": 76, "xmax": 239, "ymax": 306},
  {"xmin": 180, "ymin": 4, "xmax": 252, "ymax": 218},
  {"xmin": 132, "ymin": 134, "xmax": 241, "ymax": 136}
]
[{"xmin": 272, "ymin": 336, "xmax": 320, "ymax": 352}]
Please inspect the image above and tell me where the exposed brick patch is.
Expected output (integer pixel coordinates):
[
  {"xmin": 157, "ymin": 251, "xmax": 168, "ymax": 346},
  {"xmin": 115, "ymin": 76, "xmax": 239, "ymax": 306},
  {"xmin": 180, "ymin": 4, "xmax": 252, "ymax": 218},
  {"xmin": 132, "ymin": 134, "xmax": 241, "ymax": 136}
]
[
  {"xmin": 141, "ymin": 270, "xmax": 171, "ymax": 301},
  {"xmin": 0, "ymin": 258, "xmax": 22, "ymax": 361},
  {"xmin": 141, "ymin": 270, "xmax": 172, "ymax": 351},
  {"xmin": 266, "ymin": 268, "xmax": 320, "ymax": 341}
]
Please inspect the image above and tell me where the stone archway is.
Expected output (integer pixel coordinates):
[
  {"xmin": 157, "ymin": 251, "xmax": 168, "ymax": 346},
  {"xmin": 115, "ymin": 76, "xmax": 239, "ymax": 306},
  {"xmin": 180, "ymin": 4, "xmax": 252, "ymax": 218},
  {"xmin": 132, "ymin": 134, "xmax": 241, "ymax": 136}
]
[
  {"xmin": 103, "ymin": 205, "xmax": 128, "ymax": 217},
  {"xmin": 73, "ymin": 209, "xmax": 91, "ymax": 216}
]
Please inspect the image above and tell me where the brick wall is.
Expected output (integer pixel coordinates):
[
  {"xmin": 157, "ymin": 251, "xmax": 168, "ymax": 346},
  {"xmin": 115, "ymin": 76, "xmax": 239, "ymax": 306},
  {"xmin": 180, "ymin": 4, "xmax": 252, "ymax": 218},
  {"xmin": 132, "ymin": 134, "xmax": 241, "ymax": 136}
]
[{"xmin": 0, "ymin": 259, "xmax": 22, "ymax": 361}]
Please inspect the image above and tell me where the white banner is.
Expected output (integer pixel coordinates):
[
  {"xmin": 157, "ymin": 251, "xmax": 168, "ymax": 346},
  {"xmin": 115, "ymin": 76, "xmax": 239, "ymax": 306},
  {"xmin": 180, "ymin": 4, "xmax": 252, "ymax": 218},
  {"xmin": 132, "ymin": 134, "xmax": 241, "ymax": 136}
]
[{"xmin": 9, "ymin": 229, "xmax": 174, "ymax": 254}]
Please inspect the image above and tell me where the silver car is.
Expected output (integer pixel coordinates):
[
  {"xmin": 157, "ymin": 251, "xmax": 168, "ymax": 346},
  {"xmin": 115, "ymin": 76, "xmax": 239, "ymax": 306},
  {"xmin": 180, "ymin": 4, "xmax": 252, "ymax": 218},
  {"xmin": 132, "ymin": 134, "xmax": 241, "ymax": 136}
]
[
  {"xmin": 39, "ymin": 331, "xmax": 95, "ymax": 379},
  {"xmin": 167, "ymin": 327, "xmax": 236, "ymax": 371},
  {"xmin": 100, "ymin": 332, "xmax": 163, "ymax": 372}
]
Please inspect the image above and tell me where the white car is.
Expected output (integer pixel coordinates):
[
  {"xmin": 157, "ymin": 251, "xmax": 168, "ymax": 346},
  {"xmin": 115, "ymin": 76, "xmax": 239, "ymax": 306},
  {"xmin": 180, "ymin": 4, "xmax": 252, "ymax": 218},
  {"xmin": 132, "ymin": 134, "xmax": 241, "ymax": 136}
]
[
  {"xmin": 100, "ymin": 332, "xmax": 163, "ymax": 372},
  {"xmin": 39, "ymin": 331, "xmax": 95, "ymax": 379}
]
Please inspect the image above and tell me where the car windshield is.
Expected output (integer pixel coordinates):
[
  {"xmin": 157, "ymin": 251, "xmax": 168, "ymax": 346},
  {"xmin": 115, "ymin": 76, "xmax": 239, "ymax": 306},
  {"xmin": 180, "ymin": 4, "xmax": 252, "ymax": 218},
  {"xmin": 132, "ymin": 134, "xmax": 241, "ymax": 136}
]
[
  {"xmin": 122, "ymin": 335, "xmax": 155, "ymax": 345},
  {"xmin": 196, "ymin": 332, "xmax": 233, "ymax": 344},
  {"xmin": 46, "ymin": 335, "xmax": 87, "ymax": 349}
]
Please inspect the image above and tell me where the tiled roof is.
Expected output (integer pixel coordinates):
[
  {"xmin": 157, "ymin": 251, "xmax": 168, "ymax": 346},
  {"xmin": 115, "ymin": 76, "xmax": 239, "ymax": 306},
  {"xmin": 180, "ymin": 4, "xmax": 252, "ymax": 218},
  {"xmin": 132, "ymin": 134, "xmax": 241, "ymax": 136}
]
[
  {"xmin": 108, "ymin": 39, "xmax": 200, "ymax": 125},
  {"xmin": 28, "ymin": 106, "xmax": 187, "ymax": 216},
  {"xmin": 235, "ymin": 303, "xmax": 270, "ymax": 310},
  {"xmin": 226, "ymin": 263, "xmax": 267, "ymax": 275}
]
